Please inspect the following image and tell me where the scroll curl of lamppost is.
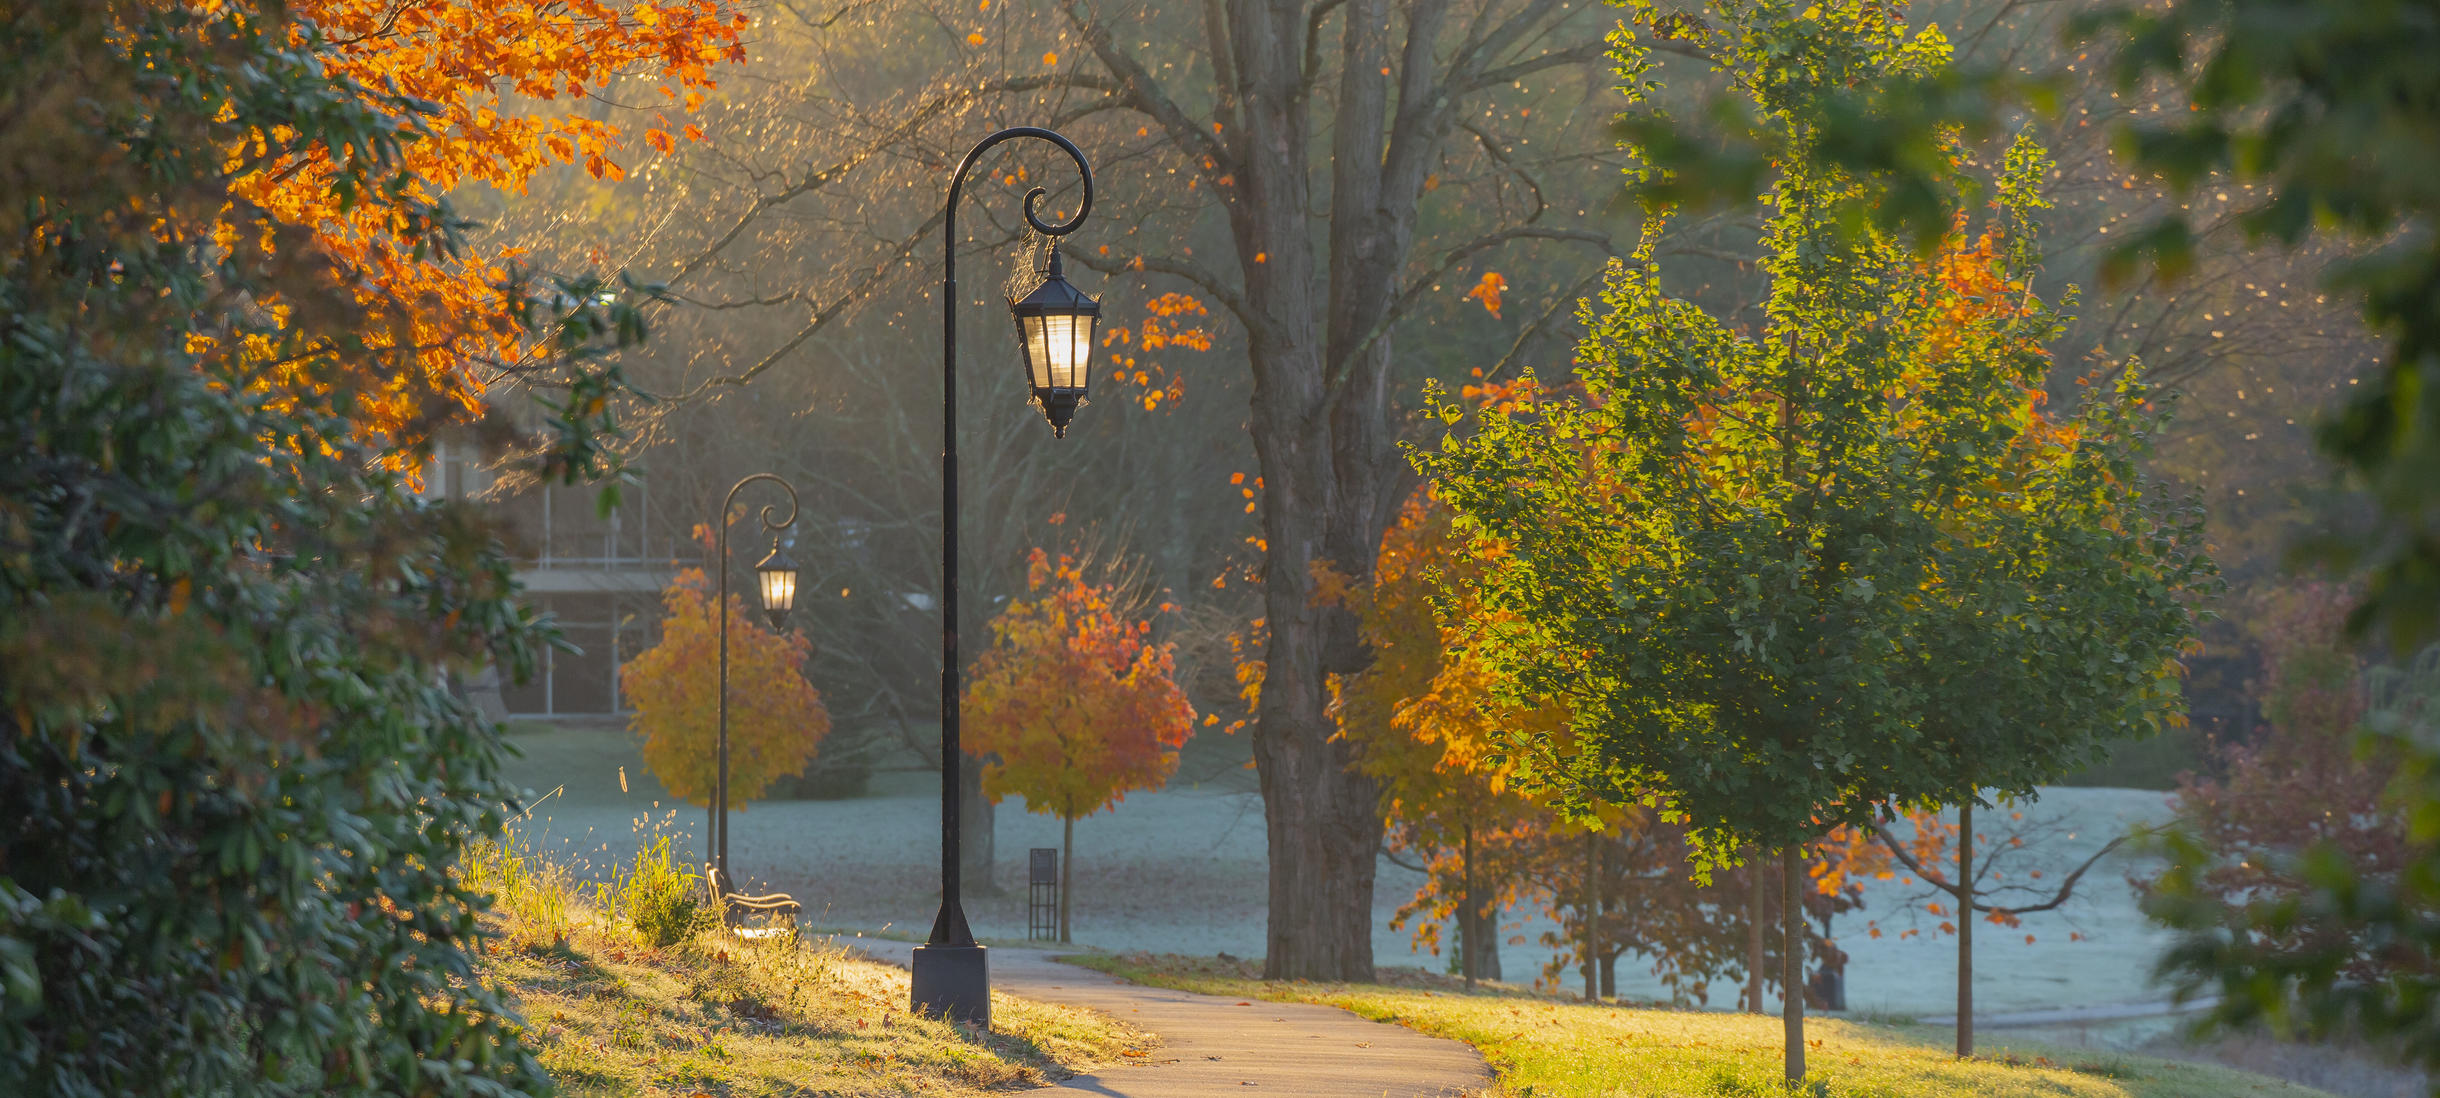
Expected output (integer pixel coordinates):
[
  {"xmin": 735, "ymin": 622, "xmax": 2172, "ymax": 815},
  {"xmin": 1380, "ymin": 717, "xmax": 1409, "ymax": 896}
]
[
  {"xmin": 708, "ymin": 472, "xmax": 801, "ymax": 915},
  {"xmin": 911, "ymin": 126, "xmax": 1100, "ymax": 1029}
]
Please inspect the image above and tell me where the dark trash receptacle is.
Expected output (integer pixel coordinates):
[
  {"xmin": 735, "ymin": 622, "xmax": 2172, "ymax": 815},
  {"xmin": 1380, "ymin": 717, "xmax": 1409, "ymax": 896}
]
[{"xmin": 1027, "ymin": 847, "xmax": 1058, "ymax": 941}]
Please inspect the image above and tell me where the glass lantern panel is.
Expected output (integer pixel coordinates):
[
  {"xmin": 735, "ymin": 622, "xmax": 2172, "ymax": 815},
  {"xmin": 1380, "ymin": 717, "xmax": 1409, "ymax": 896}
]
[
  {"xmin": 758, "ymin": 566, "xmax": 797, "ymax": 615},
  {"xmin": 1038, "ymin": 313, "xmax": 1091, "ymax": 389},
  {"xmin": 1022, "ymin": 315, "xmax": 1054, "ymax": 390}
]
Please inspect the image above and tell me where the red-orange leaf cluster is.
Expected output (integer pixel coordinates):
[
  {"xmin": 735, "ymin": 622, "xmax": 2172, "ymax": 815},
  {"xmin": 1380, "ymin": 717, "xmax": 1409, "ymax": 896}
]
[{"xmin": 967, "ymin": 549, "xmax": 1195, "ymax": 822}]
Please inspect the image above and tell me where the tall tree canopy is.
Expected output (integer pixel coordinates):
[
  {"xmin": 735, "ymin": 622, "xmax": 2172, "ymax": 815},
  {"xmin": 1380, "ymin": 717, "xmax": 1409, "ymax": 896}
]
[
  {"xmin": 237, "ymin": 0, "xmax": 743, "ymax": 437},
  {"xmin": 492, "ymin": 0, "xmax": 1641, "ymax": 980}
]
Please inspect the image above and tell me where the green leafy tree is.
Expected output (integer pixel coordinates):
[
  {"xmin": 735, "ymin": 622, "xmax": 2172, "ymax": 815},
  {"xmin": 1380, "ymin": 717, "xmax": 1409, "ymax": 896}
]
[
  {"xmin": 0, "ymin": 1, "xmax": 649, "ymax": 1091},
  {"xmin": 1618, "ymin": 0, "xmax": 2440, "ymax": 1081},
  {"xmin": 1891, "ymin": 189, "xmax": 2212, "ymax": 1056},
  {"xmin": 1418, "ymin": 2, "xmax": 2203, "ymax": 1077}
]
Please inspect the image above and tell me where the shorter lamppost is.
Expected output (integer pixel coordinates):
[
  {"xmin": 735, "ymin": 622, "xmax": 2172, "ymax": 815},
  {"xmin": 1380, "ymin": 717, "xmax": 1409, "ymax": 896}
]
[{"xmin": 711, "ymin": 473, "xmax": 800, "ymax": 886}]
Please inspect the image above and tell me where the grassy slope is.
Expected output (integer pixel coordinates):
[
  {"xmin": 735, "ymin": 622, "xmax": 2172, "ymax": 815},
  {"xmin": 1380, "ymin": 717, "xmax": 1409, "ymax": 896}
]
[
  {"xmin": 1067, "ymin": 954, "xmax": 2340, "ymax": 1098},
  {"xmin": 481, "ymin": 920, "xmax": 1155, "ymax": 1096}
]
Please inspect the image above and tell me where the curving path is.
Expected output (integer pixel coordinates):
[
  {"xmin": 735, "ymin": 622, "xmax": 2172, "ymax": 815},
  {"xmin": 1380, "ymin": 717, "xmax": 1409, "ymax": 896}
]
[{"xmin": 849, "ymin": 939, "xmax": 1490, "ymax": 1097}]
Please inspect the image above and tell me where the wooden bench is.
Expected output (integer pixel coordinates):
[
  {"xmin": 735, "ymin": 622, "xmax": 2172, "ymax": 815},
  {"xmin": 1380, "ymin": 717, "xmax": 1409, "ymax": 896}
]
[{"xmin": 705, "ymin": 866, "xmax": 800, "ymax": 928}]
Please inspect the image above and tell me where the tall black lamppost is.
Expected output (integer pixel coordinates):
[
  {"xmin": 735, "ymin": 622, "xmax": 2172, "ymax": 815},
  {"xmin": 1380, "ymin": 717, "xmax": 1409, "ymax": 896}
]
[
  {"xmin": 910, "ymin": 126, "xmax": 1099, "ymax": 1028},
  {"xmin": 711, "ymin": 473, "xmax": 800, "ymax": 885}
]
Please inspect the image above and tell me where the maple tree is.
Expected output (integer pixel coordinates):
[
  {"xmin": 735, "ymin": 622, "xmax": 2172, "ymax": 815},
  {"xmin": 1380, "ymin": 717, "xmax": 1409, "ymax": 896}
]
[
  {"xmin": 1347, "ymin": 482, "xmax": 1903, "ymax": 1005},
  {"xmin": 2144, "ymin": 583, "xmax": 2431, "ymax": 985},
  {"xmin": 621, "ymin": 554, "xmax": 832, "ymax": 808},
  {"xmin": 1337, "ymin": 486, "xmax": 1555, "ymax": 987},
  {"xmin": 967, "ymin": 549, "xmax": 1194, "ymax": 943},
  {"xmin": 225, "ymin": 0, "xmax": 745, "ymax": 439}
]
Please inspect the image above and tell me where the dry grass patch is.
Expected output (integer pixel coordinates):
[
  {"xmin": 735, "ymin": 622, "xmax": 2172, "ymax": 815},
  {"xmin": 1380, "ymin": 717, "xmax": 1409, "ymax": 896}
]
[
  {"xmin": 1069, "ymin": 952, "xmax": 2341, "ymax": 1098},
  {"xmin": 466, "ymin": 830, "xmax": 1152, "ymax": 1096}
]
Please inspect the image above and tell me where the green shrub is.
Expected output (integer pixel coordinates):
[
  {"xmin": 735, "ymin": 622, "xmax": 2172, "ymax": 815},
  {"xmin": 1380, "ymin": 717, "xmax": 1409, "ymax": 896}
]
[
  {"xmin": 0, "ymin": 3, "xmax": 650, "ymax": 1092},
  {"xmin": 613, "ymin": 834, "xmax": 704, "ymax": 948}
]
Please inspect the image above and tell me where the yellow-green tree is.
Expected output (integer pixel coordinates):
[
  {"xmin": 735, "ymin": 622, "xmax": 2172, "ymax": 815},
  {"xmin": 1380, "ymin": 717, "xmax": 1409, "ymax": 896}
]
[
  {"xmin": 967, "ymin": 549, "xmax": 1194, "ymax": 942},
  {"xmin": 1418, "ymin": 3, "xmax": 2206, "ymax": 1077},
  {"xmin": 621, "ymin": 567, "xmax": 830, "ymax": 806}
]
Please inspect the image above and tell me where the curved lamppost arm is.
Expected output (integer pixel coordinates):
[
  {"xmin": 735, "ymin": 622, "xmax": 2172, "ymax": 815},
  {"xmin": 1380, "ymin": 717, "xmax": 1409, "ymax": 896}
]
[
  {"xmin": 715, "ymin": 473, "xmax": 798, "ymax": 884},
  {"xmin": 928, "ymin": 128, "xmax": 1092, "ymax": 955}
]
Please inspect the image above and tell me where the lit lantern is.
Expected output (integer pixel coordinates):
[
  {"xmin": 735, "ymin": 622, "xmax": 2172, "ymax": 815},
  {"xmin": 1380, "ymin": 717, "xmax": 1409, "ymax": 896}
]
[
  {"xmin": 754, "ymin": 539, "xmax": 799, "ymax": 629},
  {"xmin": 1008, "ymin": 246, "xmax": 1101, "ymax": 437}
]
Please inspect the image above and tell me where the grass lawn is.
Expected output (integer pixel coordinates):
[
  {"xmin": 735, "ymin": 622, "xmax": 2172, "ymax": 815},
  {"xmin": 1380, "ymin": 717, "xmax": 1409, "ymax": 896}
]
[
  {"xmin": 467, "ymin": 826, "xmax": 1153, "ymax": 1096},
  {"xmin": 1066, "ymin": 953, "xmax": 2341, "ymax": 1098}
]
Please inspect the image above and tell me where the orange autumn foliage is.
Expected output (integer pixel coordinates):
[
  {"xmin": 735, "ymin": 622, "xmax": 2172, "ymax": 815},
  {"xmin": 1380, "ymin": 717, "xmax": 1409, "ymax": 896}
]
[
  {"xmin": 1465, "ymin": 271, "xmax": 1506, "ymax": 318},
  {"xmin": 1098, "ymin": 292, "xmax": 1211, "ymax": 412},
  {"xmin": 966, "ymin": 549, "xmax": 1195, "ymax": 822},
  {"xmin": 621, "ymin": 568, "xmax": 831, "ymax": 806},
  {"xmin": 225, "ymin": 0, "xmax": 747, "ymax": 437}
]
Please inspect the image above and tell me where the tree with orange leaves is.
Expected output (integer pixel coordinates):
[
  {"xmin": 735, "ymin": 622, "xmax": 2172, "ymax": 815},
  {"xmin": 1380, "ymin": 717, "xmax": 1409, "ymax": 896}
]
[
  {"xmin": 621, "ymin": 562, "xmax": 831, "ymax": 809},
  {"xmin": 1335, "ymin": 487, "xmax": 1558, "ymax": 987},
  {"xmin": 223, "ymin": 0, "xmax": 746, "ymax": 440},
  {"xmin": 966, "ymin": 549, "xmax": 1194, "ymax": 943}
]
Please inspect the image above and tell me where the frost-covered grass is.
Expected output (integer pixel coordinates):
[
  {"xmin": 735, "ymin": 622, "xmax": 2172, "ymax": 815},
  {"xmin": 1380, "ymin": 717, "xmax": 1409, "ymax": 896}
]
[
  {"xmin": 1068, "ymin": 953, "xmax": 2342, "ymax": 1098},
  {"xmin": 501, "ymin": 722, "xmax": 2186, "ymax": 1016}
]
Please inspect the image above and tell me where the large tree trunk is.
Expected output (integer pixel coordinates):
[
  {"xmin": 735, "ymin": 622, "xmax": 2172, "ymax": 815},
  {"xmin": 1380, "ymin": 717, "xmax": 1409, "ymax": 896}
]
[
  {"xmin": 1074, "ymin": 0, "xmax": 1547, "ymax": 982},
  {"xmin": 1460, "ymin": 894, "xmax": 1500, "ymax": 984},
  {"xmin": 1957, "ymin": 801, "xmax": 1974, "ymax": 1057},
  {"xmin": 1225, "ymin": 0, "xmax": 1412, "ymax": 984},
  {"xmin": 1782, "ymin": 846, "xmax": 1807, "ymax": 1083},
  {"xmin": 1458, "ymin": 825, "xmax": 1501, "ymax": 987}
]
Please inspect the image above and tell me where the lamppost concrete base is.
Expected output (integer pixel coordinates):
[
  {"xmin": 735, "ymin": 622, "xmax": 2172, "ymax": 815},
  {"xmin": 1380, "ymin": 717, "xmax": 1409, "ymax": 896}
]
[{"xmin": 910, "ymin": 943, "xmax": 990, "ymax": 1028}]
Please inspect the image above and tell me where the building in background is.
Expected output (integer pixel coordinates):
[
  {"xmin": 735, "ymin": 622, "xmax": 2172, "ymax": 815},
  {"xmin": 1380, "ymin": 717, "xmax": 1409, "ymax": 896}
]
[{"xmin": 423, "ymin": 440, "xmax": 682, "ymax": 718}]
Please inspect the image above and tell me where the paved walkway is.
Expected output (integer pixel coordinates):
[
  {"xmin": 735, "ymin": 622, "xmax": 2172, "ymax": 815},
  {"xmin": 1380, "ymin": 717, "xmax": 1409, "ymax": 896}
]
[{"xmin": 849, "ymin": 940, "xmax": 1490, "ymax": 1097}]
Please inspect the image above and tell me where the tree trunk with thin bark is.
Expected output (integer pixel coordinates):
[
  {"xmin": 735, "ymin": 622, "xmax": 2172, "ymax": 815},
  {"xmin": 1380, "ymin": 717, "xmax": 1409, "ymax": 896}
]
[
  {"xmin": 1782, "ymin": 846, "xmax": 1806, "ymax": 1083},
  {"xmin": 1582, "ymin": 829, "xmax": 1599, "ymax": 1001},
  {"xmin": 1059, "ymin": 813, "xmax": 1074, "ymax": 944},
  {"xmin": 1957, "ymin": 801, "xmax": 1974, "ymax": 1057},
  {"xmin": 1746, "ymin": 855, "xmax": 1767, "ymax": 1014}
]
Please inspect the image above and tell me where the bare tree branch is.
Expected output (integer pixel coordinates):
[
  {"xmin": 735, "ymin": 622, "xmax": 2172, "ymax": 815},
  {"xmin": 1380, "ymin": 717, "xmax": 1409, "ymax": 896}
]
[
  {"xmin": 1460, "ymin": 38, "xmax": 1613, "ymax": 96},
  {"xmin": 667, "ymin": 72, "xmax": 1115, "ymax": 289},
  {"xmin": 1333, "ymin": 224, "xmax": 1618, "ymax": 393},
  {"xmin": 1301, "ymin": 0, "xmax": 1350, "ymax": 98},
  {"xmin": 1869, "ymin": 821, "xmax": 2138, "ymax": 917},
  {"xmin": 1061, "ymin": 0, "xmax": 1234, "ymax": 181},
  {"xmin": 1067, "ymin": 245, "xmax": 1250, "ymax": 325}
]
